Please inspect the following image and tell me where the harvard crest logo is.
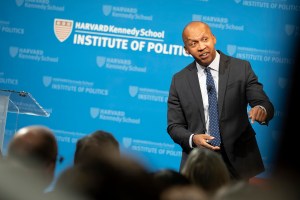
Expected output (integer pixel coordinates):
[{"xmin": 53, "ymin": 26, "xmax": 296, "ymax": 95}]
[{"xmin": 54, "ymin": 18, "xmax": 73, "ymax": 42}]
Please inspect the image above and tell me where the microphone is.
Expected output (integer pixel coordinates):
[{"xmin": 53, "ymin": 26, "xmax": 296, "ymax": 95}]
[{"xmin": 207, "ymin": 85, "xmax": 212, "ymax": 92}]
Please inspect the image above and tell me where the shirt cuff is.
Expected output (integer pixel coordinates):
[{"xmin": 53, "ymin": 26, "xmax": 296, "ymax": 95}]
[
  {"xmin": 256, "ymin": 105, "xmax": 267, "ymax": 124},
  {"xmin": 189, "ymin": 134, "xmax": 195, "ymax": 148},
  {"xmin": 257, "ymin": 105, "xmax": 267, "ymax": 114}
]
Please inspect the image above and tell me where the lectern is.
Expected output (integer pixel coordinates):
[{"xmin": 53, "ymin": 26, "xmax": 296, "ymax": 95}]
[{"xmin": 0, "ymin": 89, "xmax": 50, "ymax": 152}]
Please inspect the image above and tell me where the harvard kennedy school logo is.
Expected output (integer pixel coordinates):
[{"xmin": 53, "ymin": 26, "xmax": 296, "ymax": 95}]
[{"xmin": 54, "ymin": 18, "xmax": 73, "ymax": 42}]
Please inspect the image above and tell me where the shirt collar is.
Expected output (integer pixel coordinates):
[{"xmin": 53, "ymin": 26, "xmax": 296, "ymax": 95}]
[{"xmin": 196, "ymin": 51, "xmax": 220, "ymax": 72}]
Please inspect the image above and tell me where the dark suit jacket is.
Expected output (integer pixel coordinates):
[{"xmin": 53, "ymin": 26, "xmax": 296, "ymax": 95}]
[{"xmin": 167, "ymin": 50, "xmax": 274, "ymax": 179}]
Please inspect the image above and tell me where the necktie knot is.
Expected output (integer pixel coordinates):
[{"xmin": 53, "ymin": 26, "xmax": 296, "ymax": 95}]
[{"xmin": 205, "ymin": 68, "xmax": 214, "ymax": 93}]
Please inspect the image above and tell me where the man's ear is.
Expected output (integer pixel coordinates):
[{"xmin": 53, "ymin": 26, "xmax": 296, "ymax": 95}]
[{"xmin": 213, "ymin": 34, "xmax": 217, "ymax": 45}]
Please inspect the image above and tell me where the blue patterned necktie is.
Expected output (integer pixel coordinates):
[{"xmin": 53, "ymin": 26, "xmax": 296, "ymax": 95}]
[{"xmin": 205, "ymin": 67, "xmax": 221, "ymax": 147}]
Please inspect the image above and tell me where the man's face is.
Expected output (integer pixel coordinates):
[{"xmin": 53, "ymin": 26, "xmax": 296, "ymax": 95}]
[{"xmin": 183, "ymin": 23, "xmax": 216, "ymax": 66}]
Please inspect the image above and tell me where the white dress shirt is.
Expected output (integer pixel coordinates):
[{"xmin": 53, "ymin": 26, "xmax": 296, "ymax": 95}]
[{"xmin": 189, "ymin": 51, "xmax": 220, "ymax": 148}]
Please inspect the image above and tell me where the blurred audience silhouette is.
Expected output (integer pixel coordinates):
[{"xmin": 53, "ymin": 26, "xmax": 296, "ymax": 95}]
[
  {"xmin": 160, "ymin": 185, "xmax": 208, "ymax": 200},
  {"xmin": 50, "ymin": 129, "xmax": 159, "ymax": 199},
  {"xmin": 181, "ymin": 147, "xmax": 231, "ymax": 196},
  {"xmin": 6, "ymin": 125, "xmax": 58, "ymax": 191},
  {"xmin": 74, "ymin": 130, "xmax": 120, "ymax": 165},
  {"xmin": 151, "ymin": 168, "xmax": 191, "ymax": 194},
  {"xmin": 53, "ymin": 155, "xmax": 160, "ymax": 200},
  {"xmin": 213, "ymin": 181, "xmax": 271, "ymax": 200},
  {"xmin": 269, "ymin": 36, "xmax": 300, "ymax": 200}
]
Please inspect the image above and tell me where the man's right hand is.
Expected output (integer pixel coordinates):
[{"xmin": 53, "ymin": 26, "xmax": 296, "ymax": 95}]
[{"xmin": 192, "ymin": 134, "xmax": 221, "ymax": 151}]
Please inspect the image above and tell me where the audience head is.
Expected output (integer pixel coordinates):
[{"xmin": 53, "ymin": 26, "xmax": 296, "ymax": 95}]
[
  {"xmin": 160, "ymin": 185, "xmax": 208, "ymax": 200},
  {"xmin": 74, "ymin": 130, "xmax": 119, "ymax": 165},
  {"xmin": 212, "ymin": 181, "xmax": 278, "ymax": 200},
  {"xmin": 151, "ymin": 168, "xmax": 190, "ymax": 192},
  {"xmin": 54, "ymin": 155, "xmax": 160, "ymax": 200},
  {"xmin": 181, "ymin": 147, "xmax": 230, "ymax": 195},
  {"xmin": 6, "ymin": 125, "xmax": 58, "ymax": 190}
]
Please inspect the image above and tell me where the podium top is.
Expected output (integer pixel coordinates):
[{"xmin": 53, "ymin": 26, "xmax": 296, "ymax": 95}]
[{"xmin": 0, "ymin": 89, "xmax": 50, "ymax": 117}]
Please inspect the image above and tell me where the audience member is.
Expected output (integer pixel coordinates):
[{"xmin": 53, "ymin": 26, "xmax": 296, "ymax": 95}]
[
  {"xmin": 151, "ymin": 168, "xmax": 191, "ymax": 193},
  {"xmin": 160, "ymin": 185, "xmax": 208, "ymax": 200},
  {"xmin": 53, "ymin": 155, "xmax": 160, "ymax": 200},
  {"xmin": 6, "ymin": 125, "xmax": 58, "ymax": 191},
  {"xmin": 74, "ymin": 130, "xmax": 120, "ymax": 165},
  {"xmin": 181, "ymin": 147, "xmax": 230, "ymax": 196},
  {"xmin": 4, "ymin": 125, "xmax": 58, "ymax": 197},
  {"xmin": 212, "ymin": 180, "xmax": 282, "ymax": 200},
  {"xmin": 0, "ymin": 159, "xmax": 51, "ymax": 200},
  {"xmin": 266, "ymin": 36, "xmax": 300, "ymax": 200}
]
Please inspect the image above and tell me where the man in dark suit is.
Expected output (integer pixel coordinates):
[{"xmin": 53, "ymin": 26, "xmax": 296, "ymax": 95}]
[{"xmin": 167, "ymin": 21, "xmax": 274, "ymax": 180}]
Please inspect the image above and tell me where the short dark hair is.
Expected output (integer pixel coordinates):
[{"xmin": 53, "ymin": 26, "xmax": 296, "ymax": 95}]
[{"xmin": 74, "ymin": 130, "xmax": 119, "ymax": 165}]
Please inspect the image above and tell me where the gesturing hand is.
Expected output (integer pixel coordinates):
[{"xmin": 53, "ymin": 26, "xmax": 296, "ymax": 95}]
[
  {"xmin": 192, "ymin": 134, "xmax": 221, "ymax": 151},
  {"xmin": 248, "ymin": 106, "xmax": 267, "ymax": 124}
]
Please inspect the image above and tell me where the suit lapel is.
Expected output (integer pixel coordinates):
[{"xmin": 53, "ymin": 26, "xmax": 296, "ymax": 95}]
[
  {"xmin": 187, "ymin": 62, "xmax": 206, "ymax": 131},
  {"xmin": 218, "ymin": 51, "xmax": 230, "ymax": 119}
]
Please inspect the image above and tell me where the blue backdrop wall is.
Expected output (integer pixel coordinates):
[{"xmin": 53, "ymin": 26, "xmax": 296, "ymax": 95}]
[{"xmin": 1, "ymin": 0, "xmax": 299, "ymax": 180}]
